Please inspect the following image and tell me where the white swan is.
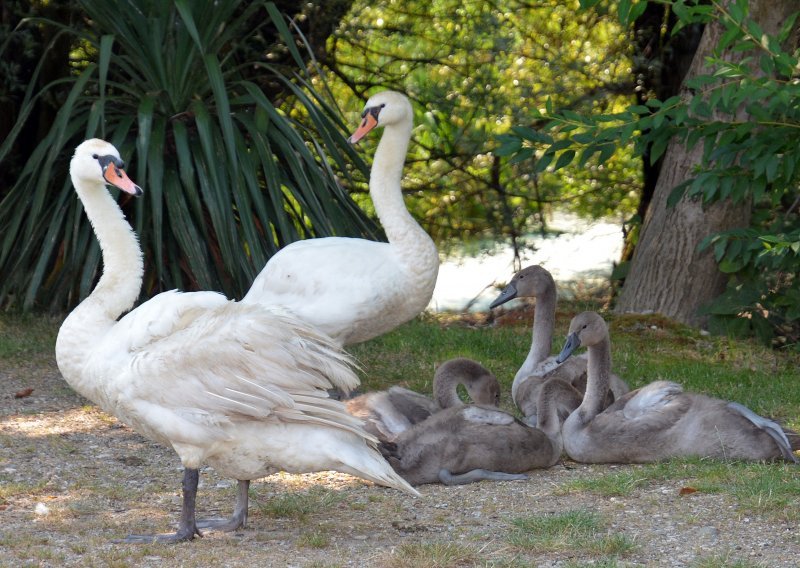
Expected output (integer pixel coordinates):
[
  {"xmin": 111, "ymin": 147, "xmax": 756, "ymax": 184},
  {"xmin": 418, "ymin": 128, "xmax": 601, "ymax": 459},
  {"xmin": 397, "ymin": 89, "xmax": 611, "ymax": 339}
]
[
  {"xmin": 345, "ymin": 357, "xmax": 501, "ymax": 441},
  {"xmin": 553, "ymin": 311, "xmax": 799, "ymax": 463},
  {"xmin": 489, "ymin": 265, "xmax": 628, "ymax": 424},
  {"xmin": 56, "ymin": 139, "xmax": 418, "ymax": 543},
  {"xmin": 243, "ymin": 91, "xmax": 439, "ymax": 346}
]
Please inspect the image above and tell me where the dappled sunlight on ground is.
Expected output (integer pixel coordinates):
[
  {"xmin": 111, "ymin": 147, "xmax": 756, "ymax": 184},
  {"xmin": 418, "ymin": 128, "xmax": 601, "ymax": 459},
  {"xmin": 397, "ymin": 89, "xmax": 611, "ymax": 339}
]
[{"xmin": 1, "ymin": 406, "xmax": 116, "ymax": 438}]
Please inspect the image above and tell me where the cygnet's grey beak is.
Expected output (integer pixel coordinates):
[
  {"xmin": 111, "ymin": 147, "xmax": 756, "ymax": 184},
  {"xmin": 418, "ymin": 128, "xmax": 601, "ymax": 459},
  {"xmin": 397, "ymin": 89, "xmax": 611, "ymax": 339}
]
[
  {"xmin": 556, "ymin": 332, "xmax": 581, "ymax": 364},
  {"xmin": 489, "ymin": 282, "xmax": 517, "ymax": 309}
]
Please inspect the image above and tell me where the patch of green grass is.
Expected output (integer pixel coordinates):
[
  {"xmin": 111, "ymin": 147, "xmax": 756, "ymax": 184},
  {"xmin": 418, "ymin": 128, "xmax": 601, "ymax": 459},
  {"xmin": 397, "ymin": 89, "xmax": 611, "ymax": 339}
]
[
  {"xmin": 297, "ymin": 528, "xmax": 331, "ymax": 548},
  {"xmin": 380, "ymin": 541, "xmax": 479, "ymax": 568},
  {"xmin": 692, "ymin": 555, "xmax": 767, "ymax": 568},
  {"xmin": 251, "ymin": 486, "xmax": 343, "ymax": 520},
  {"xmin": 559, "ymin": 458, "xmax": 800, "ymax": 521},
  {"xmin": 0, "ymin": 313, "xmax": 59, "ymax": 362},
  {"xmin": 558, "ymin": 469, "xmax": 653, "ymax": 497},
  {"xmin": 0, "ymin": 478, "xmax": 48, "ymax": 500},
  {"xmin": 558, "ymin": 459, "xmax": 715, "ymax": 497},
  {"xmin": 695, "ymin": 462, "xmax": 800, "ymax": 521},
  {"xmin": 506, "ymin": 509, "xmax": 634, "ymax": 557},
  {"xmin": 71, "ymin": 479, "xmax": 138, "ymax": 502},
  {"xmin": 562, "ymin": 560, "xmax": 625, "ymax": 568}
]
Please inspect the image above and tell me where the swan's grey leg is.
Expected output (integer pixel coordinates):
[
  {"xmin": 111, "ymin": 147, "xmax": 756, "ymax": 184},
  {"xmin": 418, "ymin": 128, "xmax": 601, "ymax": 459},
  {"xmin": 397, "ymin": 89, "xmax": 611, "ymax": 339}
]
[
  {"xmin": 196, "ymin": 479, "xmax": 250, "ymax": 531},
  {"xmin": 727, "ymin": 402, "xmax": 798, "ymax": 463},
  {"xmin": 438, "ymin": 468, "xmax": 528, "ymax": 486},
  {"xmin": 118, "ymin": 468, "xmax": 203, "ymax": 543}
]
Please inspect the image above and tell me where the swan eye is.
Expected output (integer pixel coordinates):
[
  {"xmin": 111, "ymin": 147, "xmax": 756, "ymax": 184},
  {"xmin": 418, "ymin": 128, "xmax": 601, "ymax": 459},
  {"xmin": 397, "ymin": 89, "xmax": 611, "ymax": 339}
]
[
  {"xmin": 380, "ymin": 103, "xmax": 386, "ymax": 108},
  {"xmin": 92, "ymin": 154, "xmax": 99, "ymax": 159}
]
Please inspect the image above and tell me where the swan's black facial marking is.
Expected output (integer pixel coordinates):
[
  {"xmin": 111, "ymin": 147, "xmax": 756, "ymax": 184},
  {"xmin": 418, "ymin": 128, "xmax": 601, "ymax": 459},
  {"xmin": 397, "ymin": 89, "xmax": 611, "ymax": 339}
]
[
  {"xmin": 92, "ymin": 152, "xmax": 143, "ymax": 196},
  {"xmin": 94, "ymin": 153, "xmax": 126, "ymax": 176},
  {"xmin": 359, "ymin": 104, "xmax": 383, "ymax": 125},
  {"xmin": 349, "ymin": 102, "xmax": 384, "ymax": 144}
]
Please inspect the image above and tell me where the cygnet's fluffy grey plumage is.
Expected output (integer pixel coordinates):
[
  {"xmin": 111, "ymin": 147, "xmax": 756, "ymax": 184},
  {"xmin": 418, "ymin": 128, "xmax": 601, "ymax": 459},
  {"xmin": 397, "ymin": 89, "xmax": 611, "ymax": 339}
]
[
  {"xmin": 345, "ymin": 357, "xmax": 500, "ymax": 441},
  {"xmin": 553, "ymin": 311, "xmax": 799, "ymax": 464},
  {"xmin": 379, "ymin": 361, "xmax": 563, "ymax": 486}
]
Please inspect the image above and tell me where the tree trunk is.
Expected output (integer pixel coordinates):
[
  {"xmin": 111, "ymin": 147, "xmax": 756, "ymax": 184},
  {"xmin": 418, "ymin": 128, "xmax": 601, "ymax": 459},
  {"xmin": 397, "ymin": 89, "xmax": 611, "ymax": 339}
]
[
  {"xmin": 620, "ymin": 5, "xmax": 703, "ymax": 263},
  {"xmin": 614, "ymin": 0, "xmax": 795, "ymax": 327}
]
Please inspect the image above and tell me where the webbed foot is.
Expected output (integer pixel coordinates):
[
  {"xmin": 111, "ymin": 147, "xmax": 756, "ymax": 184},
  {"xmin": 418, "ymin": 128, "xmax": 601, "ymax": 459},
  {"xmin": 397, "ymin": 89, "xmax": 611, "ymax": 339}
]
[{"xmin": 196, "ymin": 479, "xmax": 250, "ymax": 532}]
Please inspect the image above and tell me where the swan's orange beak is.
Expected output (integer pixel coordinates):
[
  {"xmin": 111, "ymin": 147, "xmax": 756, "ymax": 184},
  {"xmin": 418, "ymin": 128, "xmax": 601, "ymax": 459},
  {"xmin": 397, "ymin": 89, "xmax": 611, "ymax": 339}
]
[
  {"xmin": 349, "ymin": 107, "xmax": 381, "ymax": 144},
  {"xmin": 104, "ymin": 163, "xmax": 143, "ymax": 196}
]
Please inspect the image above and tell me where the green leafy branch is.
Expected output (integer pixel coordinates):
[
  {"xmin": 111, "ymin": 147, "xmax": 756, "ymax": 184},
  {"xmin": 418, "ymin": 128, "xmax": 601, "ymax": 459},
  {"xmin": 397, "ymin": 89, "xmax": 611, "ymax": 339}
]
[{"xmin": 500, "ymin": 0, "xmax": 800, "ymax": 346}]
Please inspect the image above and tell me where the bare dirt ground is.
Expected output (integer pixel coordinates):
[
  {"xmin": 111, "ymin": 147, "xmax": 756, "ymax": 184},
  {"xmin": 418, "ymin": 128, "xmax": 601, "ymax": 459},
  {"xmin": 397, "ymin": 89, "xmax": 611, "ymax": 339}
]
[{"xmin": 2, "ymin": 357, "xmax": 799, "ymax": 567}]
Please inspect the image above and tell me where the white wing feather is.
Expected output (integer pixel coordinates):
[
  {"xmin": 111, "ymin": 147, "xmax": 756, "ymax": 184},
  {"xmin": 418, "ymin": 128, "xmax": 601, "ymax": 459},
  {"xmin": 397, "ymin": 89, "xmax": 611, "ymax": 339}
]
[{"xmin": 93, "ymin": 293, "xmax": 364, "ymax": 447}]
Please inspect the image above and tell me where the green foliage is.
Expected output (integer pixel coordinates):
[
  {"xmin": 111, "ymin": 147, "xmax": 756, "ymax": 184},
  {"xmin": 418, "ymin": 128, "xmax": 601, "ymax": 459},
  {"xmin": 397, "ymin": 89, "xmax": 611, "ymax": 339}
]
[
  {"xmin": 328, "ymin": 0, "xmax": 640, "ymax": 251},
  {"xmin": 499, "ymin": 0, "xmax": 800, "ymax": 347},
  {"xmin": 700, "ymin": 224, "xmax": 799, "ymax": 347},
  {"xmin": 0, "ymin": 0, "xmax": 378, "ymax": 311}
]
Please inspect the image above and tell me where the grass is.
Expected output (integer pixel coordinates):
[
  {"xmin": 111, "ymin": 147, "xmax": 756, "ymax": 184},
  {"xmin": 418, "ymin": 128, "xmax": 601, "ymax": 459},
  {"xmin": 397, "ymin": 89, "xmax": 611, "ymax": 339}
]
[
  {"xmin": 0, "ymin": 313, "xmax": 59, "ymax": 362},
  {"xmin": 297, "ymin": 527, "xmax": 332, "ymax": 548},
  {"xmin": 559, "ymin": 458, "xmax": 800, "ymax": 521},
  {"xmin": 250, "ymin": 486, "xmax": 343, "ymax": 520},
  {"xmin": 561, "ymin": 560, "xmax": 626, "ymax": 568},
  {"xmin": 506, "ymin": 509, "xmax": 634, "ymax": 557},
  {"xmin": 380, "ymin": 542, "xmax": 480, "ymax": 568},
  {"xmin": 2, "ymin": 306, "xmax": 800, "ymax": 565},
  {"xmin": 692, "ymin": 556, "xmax": 768, "ymax": 568}
]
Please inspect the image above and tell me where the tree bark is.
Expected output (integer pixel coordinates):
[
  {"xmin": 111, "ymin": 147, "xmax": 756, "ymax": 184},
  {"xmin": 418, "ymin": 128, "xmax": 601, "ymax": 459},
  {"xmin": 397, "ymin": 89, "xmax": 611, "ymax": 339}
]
[
  {"xmin": 620, "ymin": 5, "xmax": 703, "ymax": 263},
  {"xmin": 614, "ymin": 0, "xmax": 796, "ymax": 327}
]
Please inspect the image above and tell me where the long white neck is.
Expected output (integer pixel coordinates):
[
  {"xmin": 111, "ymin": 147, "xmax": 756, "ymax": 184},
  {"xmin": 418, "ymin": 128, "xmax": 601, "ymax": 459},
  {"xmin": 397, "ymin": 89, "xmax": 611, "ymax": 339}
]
[
  {"xmin": 370, "ymin": 121, "xmax": 438, "ymax": 286},
  {"xmin": 572, "ymin": 336, "xmax": 612, "ymax": 427},
  {"xmin": 515, "ymin": 285, "xmax": 557, "ymax": 382},
  {"xmin": 56, "ymin": 178, "xmax": 143, "ymax": 391}
]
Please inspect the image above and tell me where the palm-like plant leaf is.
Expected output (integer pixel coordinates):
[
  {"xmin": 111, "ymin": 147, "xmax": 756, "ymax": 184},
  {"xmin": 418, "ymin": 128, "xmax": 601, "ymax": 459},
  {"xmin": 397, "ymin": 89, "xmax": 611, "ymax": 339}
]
[{"xmin": 0, "ymin": 0, "xmax": 378, "ymax": 310}]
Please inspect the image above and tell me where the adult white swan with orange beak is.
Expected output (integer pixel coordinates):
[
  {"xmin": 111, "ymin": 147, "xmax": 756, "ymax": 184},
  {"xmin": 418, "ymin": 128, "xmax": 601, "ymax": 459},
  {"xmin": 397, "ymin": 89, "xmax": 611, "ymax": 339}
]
[
  {"xmin": 56, "ymin": 139, "xmax": 418, "ymax": 543},
  {"xmin": 243, "ymin": 91, "xmax": 439, "ymax": 346}
]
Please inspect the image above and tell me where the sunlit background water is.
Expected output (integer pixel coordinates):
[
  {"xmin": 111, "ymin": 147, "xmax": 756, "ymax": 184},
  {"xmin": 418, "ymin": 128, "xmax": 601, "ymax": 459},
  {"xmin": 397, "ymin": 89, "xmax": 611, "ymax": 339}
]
[{"xmin": 427, "ymin": 213, "xmax": 624, "ymax": 312}]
